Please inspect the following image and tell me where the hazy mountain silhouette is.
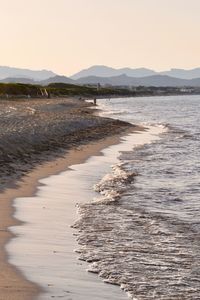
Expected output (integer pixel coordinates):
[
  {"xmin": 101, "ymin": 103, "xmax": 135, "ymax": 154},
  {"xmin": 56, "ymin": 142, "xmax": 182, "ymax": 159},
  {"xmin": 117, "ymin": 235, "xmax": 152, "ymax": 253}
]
[
  {"xmin": 76, "ymin": 74, "xmax": 134, "ymax": 85},
  {"xmin": 3, "ymin": 65, "xmax": 200, "ymax": 87},
  {"xmin": 71, "ymin": 65, "xmax": 156, "ymax": 79},
  {"xmin": 0, "ymin": 77, "xmax": 37, "ymax": 84},
  {"xmin": 76, "ymin": 74, "xmax": 200, "ymax": 87},
  {"xmin": 40, "ymin": 75, "xmax": 75, "ymax": 85},
  {"xmin": 0, "ymin": 66, "xmax": 57, "ymax": 81},
  {"xmin": 3, "ymin": 74, "xmax": 200, "ymax": 87},
  {"xmin": 0, "ymin": 75, "xmax": 75, "ymax": 86},
  {"xmin": 72, "ymin": 65, "xmax": 200, "ymax": 81},
  {"xmin": 161, "ymin": 68, "xmax": 200, "ymax": 80}
]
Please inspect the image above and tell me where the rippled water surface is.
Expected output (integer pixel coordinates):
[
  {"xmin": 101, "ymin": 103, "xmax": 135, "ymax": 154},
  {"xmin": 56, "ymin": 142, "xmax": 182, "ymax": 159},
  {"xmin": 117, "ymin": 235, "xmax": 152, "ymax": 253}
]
[{"xmin": 75, "ymin": 95, "xmax": 200, "ymax": 299}]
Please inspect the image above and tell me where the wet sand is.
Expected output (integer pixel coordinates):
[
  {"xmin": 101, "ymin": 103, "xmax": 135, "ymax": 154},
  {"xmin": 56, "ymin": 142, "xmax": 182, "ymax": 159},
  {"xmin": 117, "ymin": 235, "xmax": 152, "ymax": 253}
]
[
  {"xmin": 0, "ymin": 116, "xmax": 142, "ymax": 299},
  {"xmin": 7, "ymin": 133, "xmax": 138, "ymax": 300},
  {"xmin": 0, "ymin": 97, "xmax": 139, "ymax": 299}
]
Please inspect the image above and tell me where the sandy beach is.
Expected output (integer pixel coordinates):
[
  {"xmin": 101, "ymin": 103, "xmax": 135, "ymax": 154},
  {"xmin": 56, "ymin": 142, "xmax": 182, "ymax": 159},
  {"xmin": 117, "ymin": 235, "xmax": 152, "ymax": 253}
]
[
  {"xmin": 0, "ymin": 98, "xmax": 132, "ymax": 190},
  {"xmin": 0, "ymin": 97, "xmax": 138, "ymax": 299}
]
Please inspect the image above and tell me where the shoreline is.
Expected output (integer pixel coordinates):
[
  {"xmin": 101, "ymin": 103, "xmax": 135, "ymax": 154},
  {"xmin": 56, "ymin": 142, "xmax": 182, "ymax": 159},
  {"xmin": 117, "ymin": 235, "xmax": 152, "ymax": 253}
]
[{"xmin": 1, "ymin": 124, "xmax": 141, "ymax": 300}]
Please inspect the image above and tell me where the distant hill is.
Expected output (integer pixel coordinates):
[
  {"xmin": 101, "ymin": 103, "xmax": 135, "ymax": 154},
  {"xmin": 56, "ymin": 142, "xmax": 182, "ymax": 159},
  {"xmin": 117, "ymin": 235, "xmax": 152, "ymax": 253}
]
[
  {"xmin": 118, "ymin": 67, "xmax": 156, "ymax": 78},
  {"xmin": 40, "ymin": 75, "xmax": 75, "ymax": 86},
  {"xmin": 0, "ymin": 75, "xmax": 75, "ymax": 86},
  {"xmin": 76, "ymin": 74, "xmax": 200, "ymax": 87},
  {"xmin": 0, "ymin": 77, "xmax": 36, "ymax": 84},
  {"xmin": 3, "ymin": 65, "xmax": 200, "ymax": 87},
  {"xmin": 72, "ymin": 65, "xmax": 200, "ymax": 81},
  {"xmin": 76, "ymin": 74, "xmax": 134, "ymax": 85},
  {"xmin": 71, "ymin": 65, "xmax": 156, "ymax": 79},
  {"xmin": 0, "ymin": 66, "xmax": 57, "ymax": 81},
  {"xmin": 161, "ymin": 68, "xmax": 200, "ymax": 80},
  {"xmin": 3, "ymin": 73, "xmax": 200, "ymax": 87}
]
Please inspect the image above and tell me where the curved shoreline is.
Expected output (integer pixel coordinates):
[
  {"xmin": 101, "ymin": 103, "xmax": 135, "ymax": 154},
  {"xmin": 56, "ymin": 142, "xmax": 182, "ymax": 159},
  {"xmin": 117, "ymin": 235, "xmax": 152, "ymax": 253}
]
[
  {"xmin": 1, "ymin": 126, "xmax": 138, "ymax": 300},
  {"xmin": 5, "ymin": 123, "xmax": 163, "ymax": 300},
  {"xmin": 0, "ymin": 96, "xmax": 140, "ymax": 299}
]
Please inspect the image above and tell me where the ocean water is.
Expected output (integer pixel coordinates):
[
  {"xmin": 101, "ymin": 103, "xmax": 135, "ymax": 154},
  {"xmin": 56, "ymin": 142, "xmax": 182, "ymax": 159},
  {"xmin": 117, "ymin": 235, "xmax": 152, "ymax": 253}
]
[{"xmin": 74, "ymin": 95, "xmax": 200, "ymax": 299}]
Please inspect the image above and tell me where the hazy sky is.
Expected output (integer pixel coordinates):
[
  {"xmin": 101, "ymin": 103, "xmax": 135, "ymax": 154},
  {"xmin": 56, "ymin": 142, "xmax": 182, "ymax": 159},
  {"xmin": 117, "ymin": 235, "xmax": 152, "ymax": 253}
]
[{"xmin": 1, "ymin": 0, "xmax": 200, "ymax": 75}]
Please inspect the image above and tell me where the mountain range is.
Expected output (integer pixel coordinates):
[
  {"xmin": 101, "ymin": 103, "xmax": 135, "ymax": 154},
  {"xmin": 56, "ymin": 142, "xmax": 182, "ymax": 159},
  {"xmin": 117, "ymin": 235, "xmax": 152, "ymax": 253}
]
[
  {"xmin": 75, "ymin": 74, "xmax": 200, "ymax": 87},
  {"xmin": 71, "ymin": 66, "xmax": 156, "ymax": 79},
  {"xmin": 71, "ymin": 65, "xmax": 200, "ymax": 80},
  {"xmin": 2, "ymin": 65, "xmax": 200, "ymax": 87},
  {"xmin": 0, "ymin": 66, "xmax": 57, "ymax": 81}
]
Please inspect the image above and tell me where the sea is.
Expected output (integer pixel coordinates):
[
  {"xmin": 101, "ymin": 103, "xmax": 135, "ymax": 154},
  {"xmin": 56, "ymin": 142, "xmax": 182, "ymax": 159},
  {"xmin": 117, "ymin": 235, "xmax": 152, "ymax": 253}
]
[
  {"xmin": 7, "ymin": 95, "xmax": 200, "ymax": 300},
  {"xmin": 75, "ymin": 95, "xmax": 200, "ymax": 299}
]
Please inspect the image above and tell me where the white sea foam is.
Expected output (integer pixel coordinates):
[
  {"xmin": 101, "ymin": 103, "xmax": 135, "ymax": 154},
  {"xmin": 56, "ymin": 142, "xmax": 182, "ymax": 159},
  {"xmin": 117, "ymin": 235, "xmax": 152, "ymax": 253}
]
[{"xmin": 93, "ymin": 164, "xmax": 137, "ymax": 204}]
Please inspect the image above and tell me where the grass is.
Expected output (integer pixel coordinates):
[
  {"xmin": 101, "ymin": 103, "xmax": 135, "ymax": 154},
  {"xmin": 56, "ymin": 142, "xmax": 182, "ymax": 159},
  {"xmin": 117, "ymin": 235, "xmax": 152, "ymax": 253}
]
[
  {"xmin": 0, "ymin": 83, "xmax": 41, "ymax": 97},
  {"xmin": 0, "ymin": 82, "xmax": 135, "ymax": 98},
  {"xmin": 0, "ymin": 82, "xmax": 199, "ymax": 99}
]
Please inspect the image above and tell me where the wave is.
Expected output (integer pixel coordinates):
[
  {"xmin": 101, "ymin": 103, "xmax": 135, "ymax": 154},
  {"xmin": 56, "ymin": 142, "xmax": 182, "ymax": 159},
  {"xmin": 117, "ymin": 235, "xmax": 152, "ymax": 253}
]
[
  {"xmin": 93, "ymin": 163, "xmax": 137, "ymax": 204},
  {"xmin": 73, "ymin": 123, "xmax": 200, "ymax": 299},
  {"xmin": 73, "ymin": 163, "xmax": 200, "ymax": 299}
]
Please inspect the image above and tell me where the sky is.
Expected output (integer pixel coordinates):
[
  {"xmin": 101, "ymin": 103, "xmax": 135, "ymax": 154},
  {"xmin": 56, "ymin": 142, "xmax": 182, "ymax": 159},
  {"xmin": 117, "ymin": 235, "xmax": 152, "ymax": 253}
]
[{"xmin": 1, "ymin": 0, "xmax": 200, "ymax": 76}]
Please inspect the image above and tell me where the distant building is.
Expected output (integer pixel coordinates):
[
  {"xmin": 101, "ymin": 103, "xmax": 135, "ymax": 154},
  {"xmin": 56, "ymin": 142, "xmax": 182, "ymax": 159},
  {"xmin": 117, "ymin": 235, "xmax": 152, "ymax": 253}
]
[{"xmin": 180, "ymin": 88, "xmax": 193, "ymax": 93}]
